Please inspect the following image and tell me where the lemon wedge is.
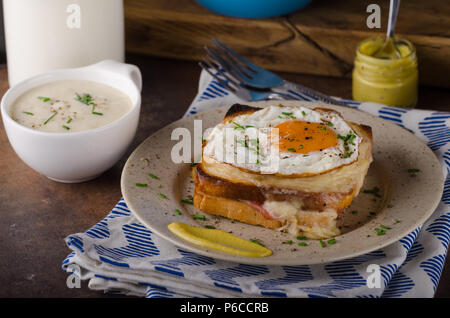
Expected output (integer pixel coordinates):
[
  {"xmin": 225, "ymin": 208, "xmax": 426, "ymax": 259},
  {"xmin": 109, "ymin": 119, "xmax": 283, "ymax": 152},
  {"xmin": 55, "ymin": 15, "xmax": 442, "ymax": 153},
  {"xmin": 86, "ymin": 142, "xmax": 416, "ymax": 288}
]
[{"xmin": 168, "ymin": 222, "xmax": 272, "ymax": 258}]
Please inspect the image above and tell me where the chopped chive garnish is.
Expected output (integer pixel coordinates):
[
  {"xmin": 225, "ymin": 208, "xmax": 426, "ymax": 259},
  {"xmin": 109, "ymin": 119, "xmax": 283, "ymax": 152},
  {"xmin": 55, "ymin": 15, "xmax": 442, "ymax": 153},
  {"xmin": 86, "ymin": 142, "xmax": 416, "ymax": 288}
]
[
  {"xmin": 319, "ymin": 240, "xmax": 327, "ymax": 248},
  {"xmin": 237, "ymin": 139, "xmax": 248, "ymax": 148},
  {"xmin": 287, "ymin": 148, "xmax": 296, "ymax": 152},
  {"xmin": 190, "ymin": 162, "xmax": 198, "ymax": 167},
  {"xmin": 181, "ymin": 199, "xmax": 194, "ymax": 205},
  {"xmin": 375, "ymin": 228, "xmax": 386, "ymax": 236},
  {"xmin": 66, "ymin": 118, "xmax": 72, "ymax": 124},
  {"xmin": 363, "ymin": 186, "xmax": 381, "ymax": 198},
  {"xmin": 23, "ymin": 111, "xmax": 34, "ymax": 116},
  {"xmin": 338, "ymin": 132, "xmax": 357, "ymax": 158},
  {"xmin": 193, "ymin": 214, "xmax": 206, "ymax": 220},
  {"xmin": 338, "ymin": 133, "xmax": 357, "ymax": 144},
  {"xmin": 407, "ymin": 168, "xmax": 420, "ymax": 173},
  {"xmin": 204, "ymin": 225, "xmax": 216, "ymax": 229},
  {"xmin": 296, "ymin": 235, "xmax": 307, "ymax": 240},
  {"xmin": 290, "ymin": 116, "xmax": 296, "ymax": 119},
  {"xmin": 282, "ymin": 112, "xmax": 292, "ymax": 116},
  {"xmin": 158, "ymin": 193, "xmax": 167, "ymax": 199},
  {"xmin": 62, "ymin": 125, "xmax": 70, "ymax": 130},
  {"xmin": 282, "ymin": 240, "xmax": 293, "ymax": 245},
  {"xmin": 90, "ymin": 103, "xmax": 104, "ymax": 116},
  {"xmin": 232, "ymin": 121, "xmax": 245, "ymax": 130},
  {"xmin": 327, "ymin": 238, "xmax": 336, "ymax": 245},
  {"xmin": 302, "ymin": 111, "xmax": 306, "ymax": 116},
  {"xmin": 343, "ymin": 151, "xmax": 354, "ymax": 158},
  {"xmin": 38, "ymin": 96, "xmax": 51, "ymax": 102},
  {"xmin": 298, "ymin": 242, "xmax": 308, "ymax": 247},
  {"xmin": 175, "ymin": 209, "xmax": 182, "ymax": 215},
  {"xmin": 380, "ymin": 225, "xmax": 391, "ymax": 230},
  {"xmin": 75, "ymin": 93, "xmax": 95, "ymax": 105},
  {"xmin": 250, "ymin": 239, "xmax": 265, "ymax": 247},
  {"xmin": 245, "ymin": 125, "xmax": 254, "ymax": 128},
  {"xmin": 320, "ymin": 126, "xmax": 327, "ymax": 130},
  {"xmin": 394, "ymin": 219, "xmax": 401, "ymax": 224},
  {"xmin": 148, "ymin": 173, "xmax": 159, "ymax": 180},
  {"xmin": 327, "ymin": 122, "xmax": 334, "ymax": 127},
  {"xmin": 43, "ymin": 112, "xmax": 57, "ymax": 125},
  {"xmin": 299, "ymin": 145, "xmax": 304, "ymax": 149},
  {"xmin": 135, "ymin": 183, "xmax": 148, "ymax": 187}
]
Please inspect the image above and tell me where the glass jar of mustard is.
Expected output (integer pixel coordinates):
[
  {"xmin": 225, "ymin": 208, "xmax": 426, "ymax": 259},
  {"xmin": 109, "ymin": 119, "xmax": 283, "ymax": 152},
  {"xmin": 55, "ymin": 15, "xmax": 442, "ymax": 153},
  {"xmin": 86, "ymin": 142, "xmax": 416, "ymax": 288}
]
[{"xmin": 352, "ymin": 37, "xmax": 418, "ymax": 108}]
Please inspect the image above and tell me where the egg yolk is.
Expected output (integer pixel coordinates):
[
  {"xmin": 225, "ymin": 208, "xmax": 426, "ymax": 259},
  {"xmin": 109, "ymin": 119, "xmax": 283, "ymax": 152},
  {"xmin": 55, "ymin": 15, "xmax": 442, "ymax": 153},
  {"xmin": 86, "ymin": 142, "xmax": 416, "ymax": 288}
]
[{"xmin": 275, "ymin": 120, "xmax": 338, "ymax": 154}]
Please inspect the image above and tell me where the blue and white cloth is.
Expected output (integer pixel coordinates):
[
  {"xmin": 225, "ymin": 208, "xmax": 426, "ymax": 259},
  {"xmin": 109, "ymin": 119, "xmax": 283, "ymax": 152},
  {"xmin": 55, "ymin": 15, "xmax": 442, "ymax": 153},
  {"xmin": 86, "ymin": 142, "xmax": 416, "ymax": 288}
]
[{"xmin": 62, "ymin": 70, "xmax": 450, "ymax": 298}]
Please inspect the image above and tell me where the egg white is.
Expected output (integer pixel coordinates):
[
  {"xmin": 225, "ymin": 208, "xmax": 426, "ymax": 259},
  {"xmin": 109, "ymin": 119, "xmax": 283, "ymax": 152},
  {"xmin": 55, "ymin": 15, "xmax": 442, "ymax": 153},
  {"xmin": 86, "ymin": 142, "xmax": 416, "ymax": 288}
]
[{"xmin": 203, "ymin": 105, "xmax": 362, "ymax": 176}]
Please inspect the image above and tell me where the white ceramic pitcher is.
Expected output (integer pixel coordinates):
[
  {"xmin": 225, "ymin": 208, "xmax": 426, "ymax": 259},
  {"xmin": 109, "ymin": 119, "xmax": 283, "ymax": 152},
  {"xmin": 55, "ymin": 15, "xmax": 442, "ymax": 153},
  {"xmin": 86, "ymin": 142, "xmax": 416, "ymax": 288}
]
[{"xmin": 3, "ymin": 0, "xmax": 125, "ymax": 86}]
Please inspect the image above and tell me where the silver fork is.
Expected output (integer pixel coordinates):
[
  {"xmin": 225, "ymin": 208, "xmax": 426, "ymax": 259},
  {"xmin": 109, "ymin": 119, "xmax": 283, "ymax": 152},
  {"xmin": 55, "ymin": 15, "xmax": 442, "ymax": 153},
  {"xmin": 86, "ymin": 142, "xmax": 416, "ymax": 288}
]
[
  {"xmin": 199, "ymin": 57, "xmax": 293, "ymax": 102},
  {"xmin": 206, "ymin": 38, "xmax": 348, "ymax": 106}
]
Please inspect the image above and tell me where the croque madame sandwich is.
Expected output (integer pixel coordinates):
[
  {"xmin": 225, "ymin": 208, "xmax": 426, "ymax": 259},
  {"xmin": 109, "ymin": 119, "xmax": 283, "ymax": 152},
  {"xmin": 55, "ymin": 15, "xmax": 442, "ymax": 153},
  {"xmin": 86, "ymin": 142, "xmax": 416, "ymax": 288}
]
[{"xmin": 193, "ymin": 104, "xmax": 373, "ymax": 239}]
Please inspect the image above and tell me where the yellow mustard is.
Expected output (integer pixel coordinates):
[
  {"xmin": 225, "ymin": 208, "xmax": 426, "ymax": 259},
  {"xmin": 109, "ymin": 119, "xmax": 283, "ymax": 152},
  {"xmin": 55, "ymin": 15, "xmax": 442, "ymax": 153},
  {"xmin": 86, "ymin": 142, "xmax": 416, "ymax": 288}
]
[
  {"xmin": 352, "ymin": 36, "xmax": 418, "ymax": 108},
  {"xmin": 168, "ymin": 222, "xmax": 272, "ymax": 257}
]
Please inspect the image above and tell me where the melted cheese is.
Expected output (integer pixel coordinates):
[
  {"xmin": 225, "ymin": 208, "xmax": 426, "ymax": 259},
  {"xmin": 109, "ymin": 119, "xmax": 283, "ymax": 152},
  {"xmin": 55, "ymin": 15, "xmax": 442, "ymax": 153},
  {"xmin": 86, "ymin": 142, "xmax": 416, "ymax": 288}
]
[{"xmin": 262, "ymin": 200, "xmax": 340, "ymax": 239}]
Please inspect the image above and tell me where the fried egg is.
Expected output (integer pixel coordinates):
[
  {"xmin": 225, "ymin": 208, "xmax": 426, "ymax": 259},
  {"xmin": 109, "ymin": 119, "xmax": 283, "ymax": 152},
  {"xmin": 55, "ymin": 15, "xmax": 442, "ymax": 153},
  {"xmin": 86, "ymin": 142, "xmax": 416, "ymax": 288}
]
[{"xmin": 203, "ymin": 105, "xmax": 362, "ymax": 176}]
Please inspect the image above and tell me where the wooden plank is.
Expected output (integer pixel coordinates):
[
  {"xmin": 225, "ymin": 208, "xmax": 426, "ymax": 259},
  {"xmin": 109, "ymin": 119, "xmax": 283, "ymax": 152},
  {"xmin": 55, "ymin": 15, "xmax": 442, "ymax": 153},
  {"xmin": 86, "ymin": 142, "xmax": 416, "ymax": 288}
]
[{"xmin": 124, "ymin": 0, "xmax": 450, "ymax": 88}]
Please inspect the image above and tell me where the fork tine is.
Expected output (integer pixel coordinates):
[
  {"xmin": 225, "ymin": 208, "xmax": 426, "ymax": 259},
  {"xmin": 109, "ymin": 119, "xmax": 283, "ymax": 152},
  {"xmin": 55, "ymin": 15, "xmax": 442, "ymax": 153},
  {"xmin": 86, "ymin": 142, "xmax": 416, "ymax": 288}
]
[
  {"xmin": 207, "ymin": 43, "xmax": 254, "ymax": 79},
  {"xmin": 203, "ymin": 57, "xmax": 242, "ymax": 88},
  {"xmin": 199, "ymin": 60, "xmax": 236, "ymax": 92},
  {"xmin": 211, "ymin": 40, "xmax": 256, "ymax": 77},
  {"xmin": 211, "ymin": 38, "xmax": 257, "ymax": 74},
  {"xmin": 205, "ymin": 45, "xmax": 254, "ymax": 80},
  {"xmin": 221, "ymin": 48, "xmax": 256, "ymax": 77},
  {"xmin": 217, "ymin": 47, "xmax": 255, "ymax": 79}
]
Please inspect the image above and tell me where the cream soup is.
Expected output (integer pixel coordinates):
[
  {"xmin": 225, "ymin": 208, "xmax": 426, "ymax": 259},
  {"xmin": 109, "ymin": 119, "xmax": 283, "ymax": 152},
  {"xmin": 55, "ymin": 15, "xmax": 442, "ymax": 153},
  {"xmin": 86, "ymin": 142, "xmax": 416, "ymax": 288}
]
[{"xmin": 10, "ymin": 80, "xmax": 132, "ymax": 133}]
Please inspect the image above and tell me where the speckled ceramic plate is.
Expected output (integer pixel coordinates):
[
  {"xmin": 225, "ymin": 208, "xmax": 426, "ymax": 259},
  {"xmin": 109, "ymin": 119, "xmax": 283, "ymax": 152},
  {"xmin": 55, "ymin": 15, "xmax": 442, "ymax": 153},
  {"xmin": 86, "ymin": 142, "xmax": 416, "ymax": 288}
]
[{"xmin": 121, "ymin": 101, "xmax": 444, "ymax": 265}]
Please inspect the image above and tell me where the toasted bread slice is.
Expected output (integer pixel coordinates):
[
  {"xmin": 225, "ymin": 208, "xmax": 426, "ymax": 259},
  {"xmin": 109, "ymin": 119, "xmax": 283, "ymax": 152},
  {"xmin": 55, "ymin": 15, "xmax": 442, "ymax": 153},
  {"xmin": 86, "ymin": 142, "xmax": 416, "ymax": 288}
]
[
  {"xmin": 193, "ymin": 179, "xmax": 340, "ymax": 239},
  {"xmin": 193, "ymin": 188, "xmax": 282, "ymax": 229},
  {"xmin": 194, "ymin": 163, "xmax": 356, "ymax": 212}
]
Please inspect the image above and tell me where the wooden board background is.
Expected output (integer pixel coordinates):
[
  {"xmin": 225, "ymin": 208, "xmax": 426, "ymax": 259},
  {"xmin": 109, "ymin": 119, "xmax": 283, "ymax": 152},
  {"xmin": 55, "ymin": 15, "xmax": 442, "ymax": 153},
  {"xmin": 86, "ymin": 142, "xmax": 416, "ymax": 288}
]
[{"xmin": 124, "ymin": 0, "xmax": 450, "ymax": 88}]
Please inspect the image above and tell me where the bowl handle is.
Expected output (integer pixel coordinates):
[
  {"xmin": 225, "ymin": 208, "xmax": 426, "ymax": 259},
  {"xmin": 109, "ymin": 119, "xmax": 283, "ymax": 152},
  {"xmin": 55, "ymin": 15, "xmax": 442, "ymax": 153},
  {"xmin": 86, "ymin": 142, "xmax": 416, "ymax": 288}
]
[{"xmin": 88, "ymin": 59, "xmax": 142, "ymax": 92}]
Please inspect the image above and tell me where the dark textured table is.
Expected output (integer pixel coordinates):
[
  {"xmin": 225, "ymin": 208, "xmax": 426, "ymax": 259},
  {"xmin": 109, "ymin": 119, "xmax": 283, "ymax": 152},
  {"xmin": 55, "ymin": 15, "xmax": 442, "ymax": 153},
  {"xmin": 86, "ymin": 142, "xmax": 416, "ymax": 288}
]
[{"xmin": 0, "ymin": 54, "xmax": 449, "ymax": 298}]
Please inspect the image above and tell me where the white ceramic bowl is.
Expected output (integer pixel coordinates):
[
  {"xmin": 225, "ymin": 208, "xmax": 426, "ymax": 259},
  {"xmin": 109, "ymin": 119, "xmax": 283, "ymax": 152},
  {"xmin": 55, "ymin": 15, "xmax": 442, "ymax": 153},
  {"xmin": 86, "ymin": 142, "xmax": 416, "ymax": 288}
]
[{"xmin": 1, "ymin": 60, "xmax": 142, "ymax": 183}]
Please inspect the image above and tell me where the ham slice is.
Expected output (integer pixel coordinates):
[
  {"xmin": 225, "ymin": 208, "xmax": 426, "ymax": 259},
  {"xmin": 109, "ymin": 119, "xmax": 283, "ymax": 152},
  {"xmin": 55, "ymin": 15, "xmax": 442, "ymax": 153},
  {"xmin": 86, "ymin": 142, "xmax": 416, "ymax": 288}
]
[{"xmin": 243, "ymin": 201, "xmax": 274, "ymax": 220}]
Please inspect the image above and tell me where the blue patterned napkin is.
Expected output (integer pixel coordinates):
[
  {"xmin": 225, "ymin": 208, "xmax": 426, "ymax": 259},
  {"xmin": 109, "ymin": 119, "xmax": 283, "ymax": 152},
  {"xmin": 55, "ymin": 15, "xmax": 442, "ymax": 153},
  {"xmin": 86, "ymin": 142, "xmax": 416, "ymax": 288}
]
[{"xmin": 62, "ymin": 70, "xmax": 449, "ymax": 298}]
